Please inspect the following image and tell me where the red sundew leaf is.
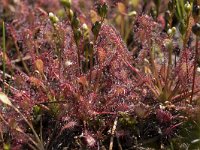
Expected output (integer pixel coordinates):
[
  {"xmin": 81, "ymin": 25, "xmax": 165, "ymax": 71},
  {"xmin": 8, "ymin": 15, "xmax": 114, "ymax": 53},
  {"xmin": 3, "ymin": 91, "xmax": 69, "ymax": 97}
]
[
  {"xmin": 60, "ymin": 82, "xmax": 76, "ymax": 95},
  {"xmin": 77, "ymin": 76, "xmax": 89, "ymax": 87},
  {"xmin": 87, "ymin": 93, "xmax": 97, "ymax": 107},
  {"xmin": 114, "ymin": 86, "xmax": 127, "ymax": 96},
  {"xmin": 82, "ymin": 131, "xmax": 96, "ymax": 147},
  {"xmin": 93, "ymin": 111, "xmax": 116, "ymax": 115},
  {"xmin": 35, "ymin": 59, "xmax": 44, "ymax": 74},
  {"xmin": 117, "ymin": 2, "xmax": 126, "ymax": 14},
  {"xmin": 164, "ymin": 122, "xmax": 183, "ymax": 136},
  {"xmin": 29, "ymin": 76, "xmax": 45, "ymax": 89},
  {"xmin": 61, "ymin": 116, "xmax": 71, "ymax": 122},
  {"xmin": 15, "ymin": 74, "xmax": 26, "ymax": 87},
  {"xmin": 134, "ymin": 103, "xmax": 150, "ymax": 118},
  {"xmin": 97, "ymin": 47, "xmax": 106, "ymax": 64},
  {"xmin": 133, "ymin": 15, "xmax": 165, "ymax": 49},
  {"xmin": 60, "ymin": 121, "xmax": 77, "ymax": 134},
  {"xmin": 35, "ymin": 7, "xmax": 48, "ymax": 16},
  {"xmin": 116, "ymin": 103, "xmax": 129, "ymax": 112},
  {"xmin": 127, "ymin": 94, "xmax": 138, "ymax": 101},
  {"xmin": 157, "ymin": 15, "xmax": 166, "ymax": 29},
  {"xmin": 156, "ymin": 109, "xmax": 173, "ymax": 123}
]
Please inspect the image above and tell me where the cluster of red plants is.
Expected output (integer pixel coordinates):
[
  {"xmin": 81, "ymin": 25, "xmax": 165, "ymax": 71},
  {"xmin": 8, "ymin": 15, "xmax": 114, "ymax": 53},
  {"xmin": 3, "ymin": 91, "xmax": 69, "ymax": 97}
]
[{"xmin": 0, "ymin": 0, "xmax": 200, "ymax": 149}]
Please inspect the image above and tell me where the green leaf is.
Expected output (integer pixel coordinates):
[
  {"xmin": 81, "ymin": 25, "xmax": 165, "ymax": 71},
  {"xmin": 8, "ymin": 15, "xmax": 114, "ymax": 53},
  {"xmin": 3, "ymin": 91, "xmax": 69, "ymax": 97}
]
[{"xmin": 0, "ymin": 92, "xmax": 12, "ymax": 106}]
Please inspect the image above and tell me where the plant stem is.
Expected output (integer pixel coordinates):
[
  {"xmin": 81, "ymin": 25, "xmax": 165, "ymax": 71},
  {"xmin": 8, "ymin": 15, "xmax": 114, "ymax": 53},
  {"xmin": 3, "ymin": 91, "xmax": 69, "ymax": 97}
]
[
  {"xmin": 190, "ymin": 36, "xmax": 198, "ymax": 103},
  {"xmin": 90, "ymin": 18, "xmax": 104, "ymax": 84},
  {"xmin": 150, "ymin": 43, "xmax": 162, "ymax": 90},
  {"xmin": 2, "ymin": 21, "xmax": 6, "ymax": 92},
  {"xmin": 109, "ymin": 116, "xmax": 118, "ymax": 150},
  {"xmin": 13, "ymin": 38, "xmax": 30, "ymax": 74},
  {"xmin": 75, "ymin": 40, "xmax": 81, "ymax": 74},
  {"xmin": 0, "ymin": 113, "xmax": 38, "ymax": 149},
  {"xmin": 13, "ymin": 106, "xmax": 45, "ymax": 150},
  {"xmin": 66, "ymin": 8, "xmax": 81, "ymax": 74}
]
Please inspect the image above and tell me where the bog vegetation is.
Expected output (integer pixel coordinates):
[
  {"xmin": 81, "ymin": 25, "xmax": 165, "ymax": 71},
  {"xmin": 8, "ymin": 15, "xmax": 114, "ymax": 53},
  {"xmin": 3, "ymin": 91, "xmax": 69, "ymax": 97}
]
[{"xmin": 0, "ymin": 0, "xmax": 200, "ymax": 149}]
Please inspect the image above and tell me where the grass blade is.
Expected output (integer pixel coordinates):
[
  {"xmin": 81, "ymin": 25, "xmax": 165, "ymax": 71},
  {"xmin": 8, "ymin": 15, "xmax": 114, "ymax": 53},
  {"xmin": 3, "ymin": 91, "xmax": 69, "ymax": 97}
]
[{"xmin": 2, "ymin": 21, "xmax": 6, "ymax": 92}]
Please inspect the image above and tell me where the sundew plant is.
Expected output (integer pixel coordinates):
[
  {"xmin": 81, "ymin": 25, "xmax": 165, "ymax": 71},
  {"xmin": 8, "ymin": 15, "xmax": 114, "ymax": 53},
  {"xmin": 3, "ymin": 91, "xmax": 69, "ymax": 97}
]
[{"xmin": 0, "ymin": 0, "xmax": 200, "ymax": 149}]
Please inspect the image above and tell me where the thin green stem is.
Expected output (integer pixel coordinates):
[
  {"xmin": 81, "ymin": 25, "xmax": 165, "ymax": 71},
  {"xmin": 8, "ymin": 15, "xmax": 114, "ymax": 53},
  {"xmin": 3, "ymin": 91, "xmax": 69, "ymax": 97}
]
[
  {"xmin": 156, "ymin": 2, "xmax": 160, "ymax": 19},
  {"xmin": 65, "ymin": 8, "xmax": 81, "ymax": 74},
  {"xmin": 2, "ymin": 21, "xmax": 6, "ymax": 92},
  {"xmin": 150, "ymin": 44, "xmax": 162, "ymax": 91},
  {"xmin": 121, "ymin": 15, "xmax": 125, "ymax": 38},
  {"xmin": 164, "ymin": 40, "xmax": 173, "ymax": 95},
  {"xmin": 89, "ymin": 17, "xmax": 104, "ymax": 84}
]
